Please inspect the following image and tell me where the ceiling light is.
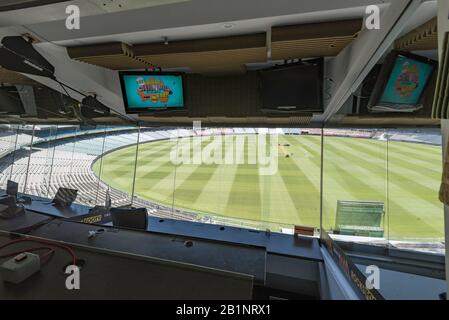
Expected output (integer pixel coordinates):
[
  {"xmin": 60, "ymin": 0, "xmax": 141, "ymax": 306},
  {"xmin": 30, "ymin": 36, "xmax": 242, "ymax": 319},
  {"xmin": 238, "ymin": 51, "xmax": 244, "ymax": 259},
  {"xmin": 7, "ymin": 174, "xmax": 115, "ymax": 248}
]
[{"xmin": 223, "ymin": 23, "xmax": 235, "ymax": 30}]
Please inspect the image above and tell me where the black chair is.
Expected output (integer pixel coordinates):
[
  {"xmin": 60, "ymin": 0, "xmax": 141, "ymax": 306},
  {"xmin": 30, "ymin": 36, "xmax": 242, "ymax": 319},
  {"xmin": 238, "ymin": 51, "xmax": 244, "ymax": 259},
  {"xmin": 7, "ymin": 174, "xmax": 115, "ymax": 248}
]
[{"xmin": 110, "ymin": 207, "xmax": 148, "ymax": 231}]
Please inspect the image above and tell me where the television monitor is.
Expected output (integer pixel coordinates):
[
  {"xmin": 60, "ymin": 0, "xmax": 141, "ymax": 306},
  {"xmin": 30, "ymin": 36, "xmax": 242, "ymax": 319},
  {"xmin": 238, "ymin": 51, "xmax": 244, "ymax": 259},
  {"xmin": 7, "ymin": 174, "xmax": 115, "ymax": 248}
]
[
  {"xmin": 259, "ymin": 59, "xmax": 323, "ymax": 113},
  {"xmin": 119, "ymin": 71, "xmax": 185, "ymax": 113},
  {"xmin": 367, "ymin": 51, "xmax": 436, "ymax": 113}
]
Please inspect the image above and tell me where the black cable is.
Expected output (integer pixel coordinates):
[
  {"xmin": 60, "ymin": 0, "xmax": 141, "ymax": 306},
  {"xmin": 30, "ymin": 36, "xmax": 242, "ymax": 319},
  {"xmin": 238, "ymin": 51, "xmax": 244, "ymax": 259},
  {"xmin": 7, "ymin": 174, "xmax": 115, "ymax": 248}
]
[
  {"xmin": 2, "ymin": 37, "xmax": 137, "ymax": 124},
  {"xmin": 52, "ymin": 79, "xmax": 136, "ymax": 124},
  {"xmin": 57, "ymin": 80, "xmax": 72, "ymax": 98},
  {"xmin": 54, "ymin": 79, "xmax": 88, "ymax": 98}
]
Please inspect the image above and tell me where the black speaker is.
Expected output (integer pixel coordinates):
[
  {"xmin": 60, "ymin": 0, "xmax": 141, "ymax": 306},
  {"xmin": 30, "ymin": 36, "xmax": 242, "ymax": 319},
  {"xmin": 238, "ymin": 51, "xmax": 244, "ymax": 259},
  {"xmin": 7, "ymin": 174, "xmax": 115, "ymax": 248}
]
[
  {"xmin": 80, "ymin": 96, "xmax": 111, "ymax": 118},
  {"xmin": 0, "ymin": 36, "xmax": 55, "ymax": 78},
  {"xmin": 33, "ymin": 86, "xmax": 77, "ymax": 118}
]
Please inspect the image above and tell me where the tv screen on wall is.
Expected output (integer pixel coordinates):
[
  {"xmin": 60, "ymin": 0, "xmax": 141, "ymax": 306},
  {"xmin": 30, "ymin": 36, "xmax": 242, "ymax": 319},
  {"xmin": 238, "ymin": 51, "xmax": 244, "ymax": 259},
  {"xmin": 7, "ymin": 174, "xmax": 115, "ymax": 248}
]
[
  {"xmin": 367, "ymin": 51, "xmax": 436, "ymax": 113},
  {"xmin": 119, "ymin": 72, "xmax": 185, "ymax": 113},
  {"xmin": 259, "ymin": 58, "xmax": 323, "ymax": 113}
]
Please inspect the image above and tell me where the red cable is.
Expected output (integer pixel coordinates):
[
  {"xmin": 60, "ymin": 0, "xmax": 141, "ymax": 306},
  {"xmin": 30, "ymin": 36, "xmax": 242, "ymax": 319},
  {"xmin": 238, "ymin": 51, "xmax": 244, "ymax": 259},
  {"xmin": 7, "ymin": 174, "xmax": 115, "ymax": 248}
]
[
  {"xmin": 0, "ymin": 238, "xmax": 77, "ymax": 266},
  {"xmin": 0, "ymin": 246, "xmax": 53, "ymax": 259},
  {"xmin": 0, "ymin": 246, "xmax": 55, "ymax": 265}
]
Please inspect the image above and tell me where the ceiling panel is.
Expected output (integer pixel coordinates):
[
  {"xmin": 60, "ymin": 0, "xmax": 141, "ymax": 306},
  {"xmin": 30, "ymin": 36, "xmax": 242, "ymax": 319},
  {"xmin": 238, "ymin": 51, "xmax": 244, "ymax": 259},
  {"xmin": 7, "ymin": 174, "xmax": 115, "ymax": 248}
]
[
  {"xmin": 86, "ymin": 0, "xmax": 190, "ymax": 13},
  {"xmin": 67, "ymin": 42, "xmax": 148, "ymax": 70},
  {"xmin": 395, "ymin": 17, "xmax": 437, "ymax": 51},
  {"xmin": 137, "ymin": 47, "xmax": 266, "ymax": 75},
  {"xmin": 134, "ymin": 33, "xmax": 266, "ymax": 75},
  {"xmin": 271, "ymin": 19, "xmax": 362, "ymax": 60},
  {"xmin": 65, "ymin": 20, "xmax": 364, "ymax": 75},
  {"xmin": 271, "ymin": 36, "xmax": 356, "ymax": 60}
]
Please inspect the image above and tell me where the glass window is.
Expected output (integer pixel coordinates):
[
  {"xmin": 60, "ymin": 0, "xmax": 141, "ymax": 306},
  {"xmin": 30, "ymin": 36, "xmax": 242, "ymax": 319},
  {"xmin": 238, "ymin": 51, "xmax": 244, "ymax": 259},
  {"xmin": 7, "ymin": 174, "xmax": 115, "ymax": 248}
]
[
  {"xmin": 23, "ymin": 125, "xmax": 58, "ymax": 198},
  {"xmin": 322, "ymin": 127, "xmax": 444, "ymax": 254},
  {"xmin": 0, "ymin": 124, "xmax": 20, "ymax": 190},
  {"xmin": 1, "ymin": 125, "xmax": 34, "ymax": 194},
  {"xmin": 1, "ymin": 122, "xmax": 443, "ymax": 255},
  {"xmin": 89, "ymin": 126, "xmax": 322, "ymax": 231},
  {"xmin": 322, "ymin": 128, "xmax": 388, "ymax": 244},
  {"xmin": 132, "ymin": 127, "xmax": 180, "ymax": 220},
  {"xmin": 91, "ymin": 125, "xmax": 139, "ymax": 207},
  {"xmin": 386, "ymin": 128, "xmax": 444, "ymax": 248}
]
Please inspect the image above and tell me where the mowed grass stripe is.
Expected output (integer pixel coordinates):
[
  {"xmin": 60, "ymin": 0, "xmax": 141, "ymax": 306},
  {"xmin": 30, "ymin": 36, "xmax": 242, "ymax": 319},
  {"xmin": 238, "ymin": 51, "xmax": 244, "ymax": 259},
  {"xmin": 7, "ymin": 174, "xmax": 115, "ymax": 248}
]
[
  {"xmin": 279, "ymin": 135, "xmax": 321, "ymax": 226},
  {"xmin": 315, "ymin": 136, "xmax": 384, "ymax": 227},
  {"xmin": 329, "ymin": 138, "xmax": 442, "ymax": 208},
  {"xmin": 286, "ymin": 135, "xmax": 344, "ymax": 227},
  {"xmin": 259, "ymin": 166, "xmax": 301, "ymax": 225},
  {"xmin": 94, "ymin": 134, "xmax": 444, "ymax": 239},
  {"xmin": 323, "ymin": 140, "xmax": 441, "ymax": 235},
  {"xmin": 98, "ymin": 142, "xmax": 176, "ymax": 191},
  {"xmin": 95, "ymin": 148, "xmax": 137, "ymax": 193},
  {"xmin": 225, "ymin": 136, "xmax": 262, "ymax": 221},
  {"xmin": 325, "ymin": 139, "xmax": 438, "ymax": 209},
  {"xmin": 387, "ymin": 140, "xmax": 442, "ymax": 161},
  {"xmin": 194, "ymin": 138, "xmax": 239, "ymax": 216},
  {"xmin": 335, "ymin": 137, "xmax": 441, "ymax": 175},
  {"xmin": 285, "ymin": 135, "xmax": 321, "ymax": 158},
  {"xmin": 171, "ymin": 137, "xmax": 226, "ymax": 211},
  {"xmin": 134, "ymin": 138, "xmax": 208, "ymax": 205},
  {"xmin": 356, "ymin": 138, "xmax": 441, "ymax": 174},
  {"xmin": 133, "ymin": 140, "xmax": 187, "ymax": 204}
]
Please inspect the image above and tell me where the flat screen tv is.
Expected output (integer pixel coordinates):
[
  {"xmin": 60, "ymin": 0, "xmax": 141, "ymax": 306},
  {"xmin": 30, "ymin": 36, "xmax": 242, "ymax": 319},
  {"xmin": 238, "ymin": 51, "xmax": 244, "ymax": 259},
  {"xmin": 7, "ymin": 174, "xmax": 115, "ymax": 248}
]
[
  {"xmin": 367, "ymin": 50, "xmax": 436, "ymax": 113},
  {"xmin": 119, "ymin": 71, "xmax": 185, "ymax": 113},
  {"xmin": 259, "ymin": 58, "xmax": 323, "ymax": 113}
]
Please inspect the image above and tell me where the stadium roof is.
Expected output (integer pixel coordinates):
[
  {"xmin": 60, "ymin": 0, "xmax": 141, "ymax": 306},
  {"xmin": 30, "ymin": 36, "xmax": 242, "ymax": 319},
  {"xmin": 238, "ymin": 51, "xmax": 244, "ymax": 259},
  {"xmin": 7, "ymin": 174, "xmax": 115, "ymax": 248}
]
[{"xmin": 0, "ymin": 0, "xmax": 438, "ymax": 126}]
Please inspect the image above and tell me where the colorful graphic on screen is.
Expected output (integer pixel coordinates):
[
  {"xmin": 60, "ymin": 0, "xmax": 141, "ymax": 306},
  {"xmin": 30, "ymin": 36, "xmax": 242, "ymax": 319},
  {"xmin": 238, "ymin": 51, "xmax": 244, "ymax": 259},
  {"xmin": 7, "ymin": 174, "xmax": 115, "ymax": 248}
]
[
  {"xmin": 380, "ymin": 56, "xmax": 433, "ymax": 105},
  {"xmin": 122, "ymin": 74, "xmax": 184, "ymax": 108}
]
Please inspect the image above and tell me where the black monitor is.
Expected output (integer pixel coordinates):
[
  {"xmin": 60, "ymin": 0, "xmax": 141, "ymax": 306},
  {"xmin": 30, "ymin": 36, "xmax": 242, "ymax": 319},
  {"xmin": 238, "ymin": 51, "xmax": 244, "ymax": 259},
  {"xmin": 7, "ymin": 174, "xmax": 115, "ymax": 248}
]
[
  {"xmin": 52, "ymin": 187, "xmax": 77, "ymax": 207},
  {"xmin": 119, "ymin": 71, "xmax": 186, "ymax": 113},
  {"xmin": 6, "ymin": 180, "xmax": 18, "ymax": 198},
  {"xmin": 367, "ymin": 50, "xmax": 437, "ymax": 113},
  {"xmin": 259, "ymin": 59, "xmax": 323, "ymax": 113},
  {"xmin": 110, "ymin": 207, "xmax": 148, "ymax": 231}
]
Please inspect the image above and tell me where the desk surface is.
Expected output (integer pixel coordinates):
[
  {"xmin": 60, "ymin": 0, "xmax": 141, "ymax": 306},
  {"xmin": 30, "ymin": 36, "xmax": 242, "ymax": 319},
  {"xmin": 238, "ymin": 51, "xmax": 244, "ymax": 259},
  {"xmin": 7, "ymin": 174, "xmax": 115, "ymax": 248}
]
[
  {"xmin": 27, "ymin": 218, "xmax": 267, "ymax": 284},
  {"xmin": 0, "ymin": 233, "xmax": 253, "ymax": 299},
  {"xmin": 0, "ymin": 211, "xmax": 267, "ymax": 283},
  {"xmin": 0, "ymin": 211, "xmax": 52, "ymax": 233},
  {"xmin": 148, "ymin": 217, "xmax": 322, "ymax": 261},
  {"xmin": 24, "ymin": 199, "xmax": 90, "ymax": 218},
  {"xmin": 1, "ymin": 192, "xmax": 322, "ymax": 265}
]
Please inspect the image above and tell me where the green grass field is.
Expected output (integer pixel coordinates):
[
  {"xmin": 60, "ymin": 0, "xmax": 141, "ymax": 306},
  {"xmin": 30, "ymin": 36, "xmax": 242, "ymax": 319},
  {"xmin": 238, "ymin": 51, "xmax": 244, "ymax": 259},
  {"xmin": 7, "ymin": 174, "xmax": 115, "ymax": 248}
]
[{"xmin": 92, "ymin": 134, "xmax": 444, "ymax": 240}]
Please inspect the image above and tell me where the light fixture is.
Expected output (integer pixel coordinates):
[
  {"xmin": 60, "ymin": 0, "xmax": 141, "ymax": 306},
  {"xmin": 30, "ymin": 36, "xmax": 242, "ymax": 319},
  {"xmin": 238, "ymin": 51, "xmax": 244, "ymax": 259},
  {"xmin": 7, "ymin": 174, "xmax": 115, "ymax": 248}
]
[{"xmin": 223, "ymin": 23, "xmax": 235, "ymax": 30}]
